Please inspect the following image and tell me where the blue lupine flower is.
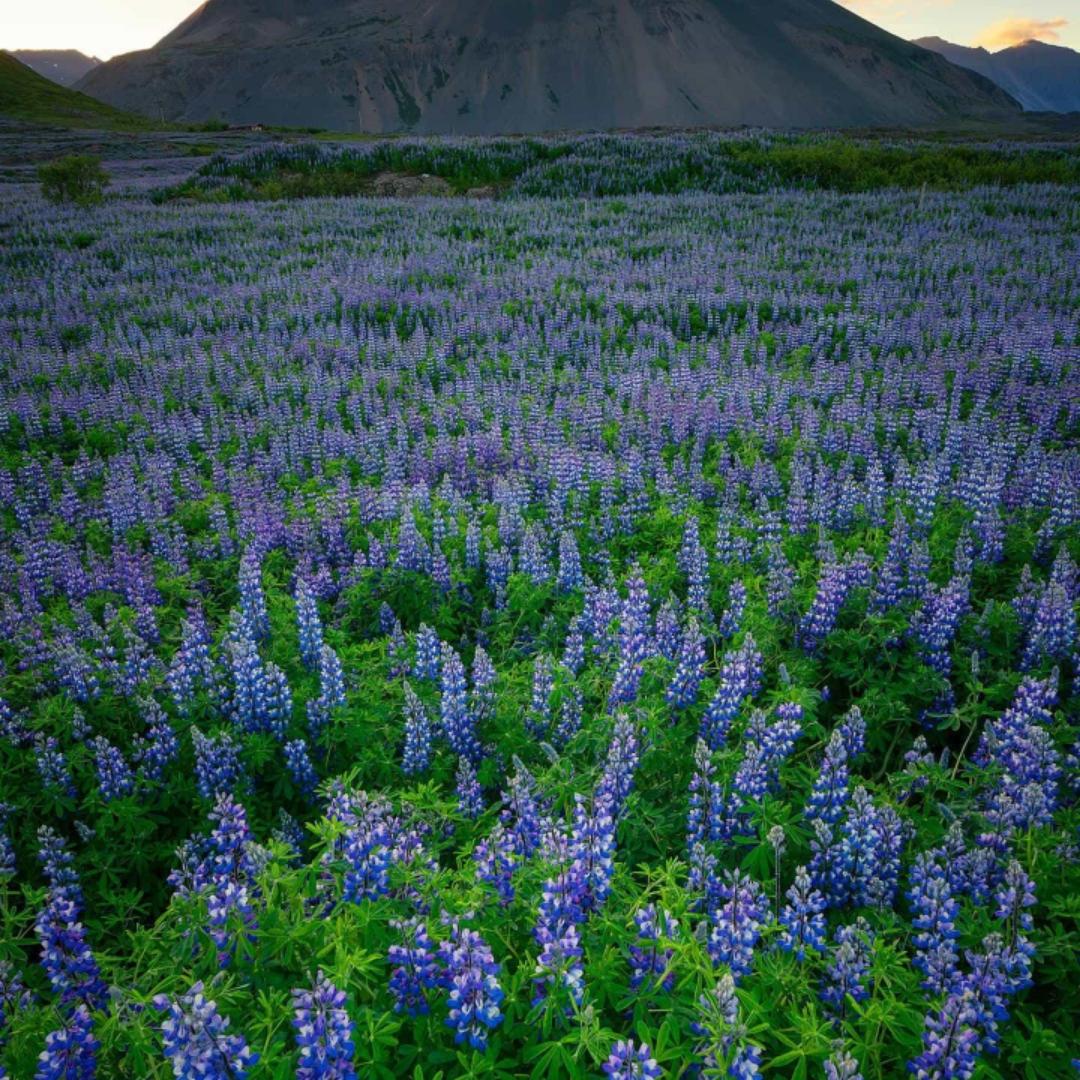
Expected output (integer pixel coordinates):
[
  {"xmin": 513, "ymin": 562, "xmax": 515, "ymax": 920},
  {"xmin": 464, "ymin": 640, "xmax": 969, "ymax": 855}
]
[
  {"xmin": 603, "ymin": 1039, "xmax": 662, "ymax": 1080},
  {"xmin": 387, "ymin": 919, "xmax": 439, "ymax": 1017},
  {"xmin": 292, "ymin": 970, "xmax": 355, "ymax": 1080},
  {"xmin": 154, "ymin": 981, "xmax": 258, "ymax": 1079},
  {"xmin": 35, "ymin": 1004, "xmax": 98, "ymax": 1080},
  {"xmin": 778, "ymin": 865, "xmax": 827, "ymax": 960},
  {"xmin": 438, "ymin": 918, "xmax": 504, "ymax": 1050}
]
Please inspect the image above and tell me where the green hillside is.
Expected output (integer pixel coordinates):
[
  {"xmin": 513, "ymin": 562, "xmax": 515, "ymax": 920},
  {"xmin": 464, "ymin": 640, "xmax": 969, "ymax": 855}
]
[{"xmin": 0, "ymin": 49, "xmax": 151, "ymax": 129}]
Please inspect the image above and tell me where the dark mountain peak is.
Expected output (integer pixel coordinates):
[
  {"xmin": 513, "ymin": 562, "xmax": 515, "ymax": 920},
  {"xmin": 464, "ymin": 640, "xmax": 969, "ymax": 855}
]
[
  {"xmin": 10, "ymin": 48, "xmax": 101, "ymax": 87},
  {"xmin": 916, "ymin": 35, "xmax": 1080, "ymax": 113},
  {"xmin": 78, "ymin": 0, "xmax": 1019, "ymax": 133}
]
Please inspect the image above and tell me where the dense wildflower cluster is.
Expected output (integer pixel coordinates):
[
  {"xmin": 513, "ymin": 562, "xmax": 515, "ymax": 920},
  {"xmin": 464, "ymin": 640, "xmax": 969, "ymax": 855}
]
[{"xmin": 0, "ymin": 132, "xmax": 1076, "ymax": 1078}]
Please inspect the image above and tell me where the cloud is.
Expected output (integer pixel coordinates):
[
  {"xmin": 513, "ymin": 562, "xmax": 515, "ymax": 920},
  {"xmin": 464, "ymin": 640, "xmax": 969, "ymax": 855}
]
[{"xmin": 973, "ymin": 17, "xmax": 1068, "ymax": 49}]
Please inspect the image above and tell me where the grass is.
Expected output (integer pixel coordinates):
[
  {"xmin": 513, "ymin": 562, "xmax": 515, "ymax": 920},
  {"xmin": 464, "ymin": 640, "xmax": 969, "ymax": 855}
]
[{"xmin": 0, "ymin": 50, "xmax": 153, "ymax": 130}]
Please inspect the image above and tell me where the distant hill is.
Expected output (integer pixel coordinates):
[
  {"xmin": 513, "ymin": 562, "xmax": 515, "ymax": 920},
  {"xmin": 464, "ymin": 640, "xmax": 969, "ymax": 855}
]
[
  {"xmin": 10, "ymin": 49, "xmax": 101, "ymax": 87},
  {"xmin": 77, "ymin": 0, "xmax": 1019, "ymax": 134},
  {"xmin": 0, "ymin": 50, "xmax": 149, "ymax": 129},
  {"xmin": 914, "ymin": 37, "xmax": 1080, "ymax": 114}
]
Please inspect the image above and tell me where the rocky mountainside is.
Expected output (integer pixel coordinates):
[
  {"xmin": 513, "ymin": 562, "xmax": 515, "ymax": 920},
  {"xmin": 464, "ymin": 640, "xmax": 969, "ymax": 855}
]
[
  {"xmin": 75, "ymin": 0, "xmax": 1019, "ymax": 133},
  {"xmin": 10, "ymin": 49, "xmax": 101, "ymax": 87},
  {"xmin": 914, "ymin": 37, "xmax": 1080, "ymax": 114}
]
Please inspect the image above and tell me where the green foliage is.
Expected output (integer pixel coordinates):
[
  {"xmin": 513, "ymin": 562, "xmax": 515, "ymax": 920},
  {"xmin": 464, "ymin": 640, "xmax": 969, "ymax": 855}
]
[{"xmin": 37, "ymin": 154, "xmax": 110, "ymax": 207}]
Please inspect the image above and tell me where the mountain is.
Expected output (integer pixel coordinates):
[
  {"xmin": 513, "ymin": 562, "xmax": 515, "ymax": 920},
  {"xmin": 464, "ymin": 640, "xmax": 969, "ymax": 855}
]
[
  {"xmin": 0, "ymin": 50, "xmax": 148, "ymax": 128},
  {"xmin": 10, "ymin": 49, "xmax": 101, "ymax": 87},
  {"xmin": 914, "ymin": 37, "xmax": 1080, "ymax": 114},
  {"xmin": 76, "ymin": 0, "xmax": 1019, "ymax": 133}
]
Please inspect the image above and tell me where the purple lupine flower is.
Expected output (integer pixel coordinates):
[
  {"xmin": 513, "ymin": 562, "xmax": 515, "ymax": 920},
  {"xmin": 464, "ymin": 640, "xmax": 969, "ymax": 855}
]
[
  {"xmin": 438, "ymin": 918, "xmax": 504, "ymax": 1050},
  {"xmin": 285, "ymin": 738, "xmax": 319, "ymax": 797},
  {"xmin": 821, "ymin": 919, "xmax": 874, "ymax": 1020},
  {"xmin": 470, "ymin": 646, "xmax": 497, "ymax": 727},
  {"xmin": 296, "ymin": 577, "xmax": 324, "ymax": 670},
  {"xmin": 0, "ymin": 959, "xmax": 34, "ymax": 1035},
  {"xmin": 718, "ymin": 579, "xmax": 747, "ymax": 639},
  {"xmin": 908, "ymin": 992, "xmax": 980, "ymax": 1080},
  {"xmin": 90, "ymin": 735, "xmax": 134, "ymax": 802},
  {"xmin": 556, "ymin": 530, "xmax": 584, "ymax": 592},
  {"xmin": 908, "ymin": 852, "xmax": 961, "ymax": 995},
  {"xmin": 562, "ymin": 617, "xmax": 586, "ymax": 676},
  {"xmin": 441, "ymin": 644, "xmax": 481, "ymax": 762},
  {"xmin": 35, "ymin": 1004, "xmax": 98, "ymax": 1080},
  {"xmin": 700, "ymin": 634, "xmax": 763, "ymax": 750},
  {"xmin": 666, "ymin": 616, "xmax": 707, "ymax": 710},
  {"xmin": 388, "ymin": 919, "xmax": 439, "ymax": 1017},
  {"xmin": 609, "ymin": 568, "xmax": 651, "ymax": 709},
  {"xmin": 526, "ymin": 654, "xmax": 554, "ymax": 738},
  {"xmin": 628, "ymin": 904, "xmax": 678, "ymax": 994},
  {"xmin": 238, "ymin": 547, "xmax": 270, "ymax": 641},
  {"xmin": 1022, "ymin": 581, "xmax": 1076, "ymax": 670},
  {"xmin": 911, "ymin": 574, "xmax": 970, "ymax": 677},
  {"xmin": 474, "ymin": 822, "xmax": 517, "ymax": 905},
  {"xmin": 825, "ymin": 1043, "xmax": 863, "ymax": 1080},
  {"xmin": 995, "ymin": 860, "xmax": 1036, "ymax": 950},
  {"xmin": 603, "ymin": 1039, "xmax": 662, "ymax": 1080},
  {"xmin": 595, "ymin": 713, "xmax": 642, "ymax": 820},
  {"xmin": 401, "ymin": 683, "xmax": 432, "ymax": 776},
  {"xmin": 307, "ymin": 644, "xmax": 345, "ymax": 737},
  {"xmin": 456, "ymin": 756, "xmax": 484, "ymax": 820},
  {"xmin": 708, "ymin": 870, "xmax": 769, "ymax": 980},
  {"xmin": 778, "ymin": 865, "xmax": 828, "ymax": 960},
  {"xmin": 35, "ymin": 736, "xmax": 77, "ymax": 799},
  {"xmin": 532, "ymin": 919, "xmax": 585, "ymax": 1013},
  {"xmin": 806, "ymin": 730, "xmax": 849, "ymax": 829},
  {"xmin": 292, "ymin": 970, "xmax": 355, "ymax": 1080},
  {"xmin": 693, "ymin": 971, "xmax": 762, "ymax": 1077},
  {"xmin": 192, "ymin": 728, "xmax": 246, "ymax": 800},
  {"xmin": 337, "ymin": 791, "xmax": 394, "ymax": 903},
  {"xmin": 412, "ymin": 624, "xmax": 441, "ymax": 682},
  {"xmin": 568, "ymin": 793, "xmax": 616, "ymax": 915},
  {"xmin": 687, "ymin": 739, "xmax": 725, "ymax": 850},
  {"xmin": 154, "ymin": 981, "xmax": 258, "ymax": 1079},
  {"xmin": 553, "ymin": 682, "xmax": 583, "ymax": 748}
]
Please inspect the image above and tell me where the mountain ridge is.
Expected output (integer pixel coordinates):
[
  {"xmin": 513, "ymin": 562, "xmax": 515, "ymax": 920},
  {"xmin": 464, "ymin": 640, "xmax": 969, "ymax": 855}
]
[
  {"xmin": 10, "ymin": 49, "xmax": 101, "ymax": 87},
  {"xmin": 913, "ymin": 37, "xmax": 1080, "ymax": 114},
  {"xmin": 77, "ymin": 0, "xmax": 1020, "ymax": 133}
]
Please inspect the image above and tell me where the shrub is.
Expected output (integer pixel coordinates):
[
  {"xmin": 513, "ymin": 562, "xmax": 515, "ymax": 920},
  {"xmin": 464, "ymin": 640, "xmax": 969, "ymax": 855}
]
[{"xmin": 37, "ymin": 154, "xmax": 110, "ymax": 207}]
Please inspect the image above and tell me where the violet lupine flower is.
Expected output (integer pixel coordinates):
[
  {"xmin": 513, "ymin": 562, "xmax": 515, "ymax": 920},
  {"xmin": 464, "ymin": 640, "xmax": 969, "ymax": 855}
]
[
  {"xmin": 285, "ymin": 738, "xmax": 319, "ymax": 797},
  {"xmin": 474, "ymin": 822, "xmax": 517, "ymax": 905},
  {"xmin": 718, "ymin": 579, "xmax": 747, "ymax": 639},
  {"xmin": 556, "ymin": 530, "xmax": 583, "ymax": 592},
  {"xmin": 438, "ymin": 918, "xmax": 504, "ymax": 1050},
  {"xmin": 0, "ymin": 959, "xmax": 33, "ymax": 1034},
  {"xmin": 806, "ymin": 730, "xmax": 850, "ymax": 829},
  {"xmin": 456, "ymin": 756, "xmax": 484, "ymax": 820},
  {"xmin": 470, "ymin": 646, "xmax": 498, "ymax": 727},
  {"xmin": 553, "ymin": 682, "xmax": 583, "ymax": 748},
  {"xmin": 628, "ymin": 904, "xmax": 678, "ymax": 994},
  {"xmin": 192, "ymin": 728, "xmax": 246, "ymax": 801},
  {"xmin": 602, "ymin": 1039, "xmax": 662, "ymax": 1080},
  {"xmin": 401, "ymin": 683, "xmax": 433, "ymax": 776},
  {"xmin": 35, "ymin": 896, "xmax": 106, "ymax": 1010},
  {"xmin": 609, "ymin": 568, "xmax": 651, "ymax": 709},
  {"xmin": 90, "ymin": 735, "xmax": 134, "ymax": 802},
  {"xmin": 526, "ymin": 654, "xmax": 554, "ymax": 738},
  {"xmin": 687, "ymin": 739, "xmax": 725, "ymax": 850},
  {"xmin": 307, "ymin": 644, "xmax": 346, "ymax": 738},
  {"xmin": 35, "ymin": 1004, "xmax": 98, "ymax": 1080},
  {"xmin": 908, "ymin": 992, "xmax": 980, "ymax": 1080},
  {"xmin": 911, "ymin": 574, "xmax": 970, "ymax": 677},
  {"xmin": 568, "ymin": 793, "xmax": 617, "ymax": 915},
  {"xmin": 654, "ymin": 598, "xmax": 682, "ymax": 661},
  {"xmin": 708, "ymin": 870, "xmax": 769, "ymax": 980},
  {"xmin": 388, "ymin": 919, "xmax": 440, "ymax": 1017},
  {"xmin": 595, "ymin": 713, "xmax": 642, "ymax": 820},
  {"xmin": 700, "ymin": 635, "xmax": 763, "ymax": 751},
  {"xmin": 167, "ymin": 609, "xmax": 215, "ymax": 715},
  {"xmin": 238, "ymin": 547, "xmax": 269, "ymax": 641},
  {"xmin": 908, "ymin": 852, "xmax": 961, "ymax": 995},
  {"xmin": 154, "ymin": 981, "xmax": 258, "ymax": 1080},
  {"xmin": 532, "ymin": 919, "xmax": 585, "ymax": 1013},
  {"xmin": 134, "ymin": 703, "xmax": 179, "ymax": 784},
  {"xmin": 562, "ymin": 617, "xmax": 586, "ymax": 677},
  {"xmin": 337, "ymin": 792, "xmax": 396, "ymax": 903},
  {"xmin": 840, "ymin": 786, "xmax": 905, "ymax": 909},
  {"xmin": 995, "ymin": 860, "xmax": 1036, "ymax": 951},
  {"xmin": 825, "ymin": 1043, "xmax": 863, "ymax": 1080},
  {"xmin": 441, "ymin": 643, "xmax": 481, "ymax": 762},
  {"xmin": 693, "ymin": 973, "xmax": 762, "ymax": 1079},
  {"xmin": 35, "ymin": 736, "xmax": 77, "ymax": 799},
  {"xmin": 296, "ymin": 577, "xmax": 324, "ymax": 670},
  {"xmin": 666, "ymin": 616, "xmax": 707, "ymax": 710},
  {"xmin": 778, "ymin": 865, "xmax": 828, "ymax": 960},
  {"xmin": 821, "ymin": 919, "xmax": 874, "ymax": 1020},
  {"xmin": 1021, "ymin": 581, "xmax": 1076, "ymax": 670},
  {"xmin": 412, "ymin": 624, "xmax": 441, "ymax": 682},
  {"xmin": 291, "ymin": 970, "xmax": 355, "ymax": 1080}
]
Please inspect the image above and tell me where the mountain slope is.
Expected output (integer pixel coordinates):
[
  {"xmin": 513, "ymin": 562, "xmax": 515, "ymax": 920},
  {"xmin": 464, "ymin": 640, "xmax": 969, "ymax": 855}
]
[
  {"xmin": 0, "ymin": 50, "xmax": 149, "ymax": 129},
  {"xmin": 77, "ymin": 0, "xmax": 1019, "ymax": 133},
  {"xmin": 10, "ymin": 49, "xmax": 101, "ymax": 87},
  {"xmin": 914, "ymin": 37, "xmax": 1080, "ymax": 114}
]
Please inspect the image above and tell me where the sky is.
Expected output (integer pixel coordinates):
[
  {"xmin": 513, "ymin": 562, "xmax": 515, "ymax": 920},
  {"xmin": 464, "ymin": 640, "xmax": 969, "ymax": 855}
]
[{"xmin": 3, "ymin": 0, "xmax": 1079, "ymax": 60}]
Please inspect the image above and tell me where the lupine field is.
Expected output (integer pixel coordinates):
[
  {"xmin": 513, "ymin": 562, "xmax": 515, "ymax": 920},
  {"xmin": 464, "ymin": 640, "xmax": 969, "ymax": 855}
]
[{"xmin": 0, "ymin": 131, "xmax": 1079, "ymax": 1079}]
